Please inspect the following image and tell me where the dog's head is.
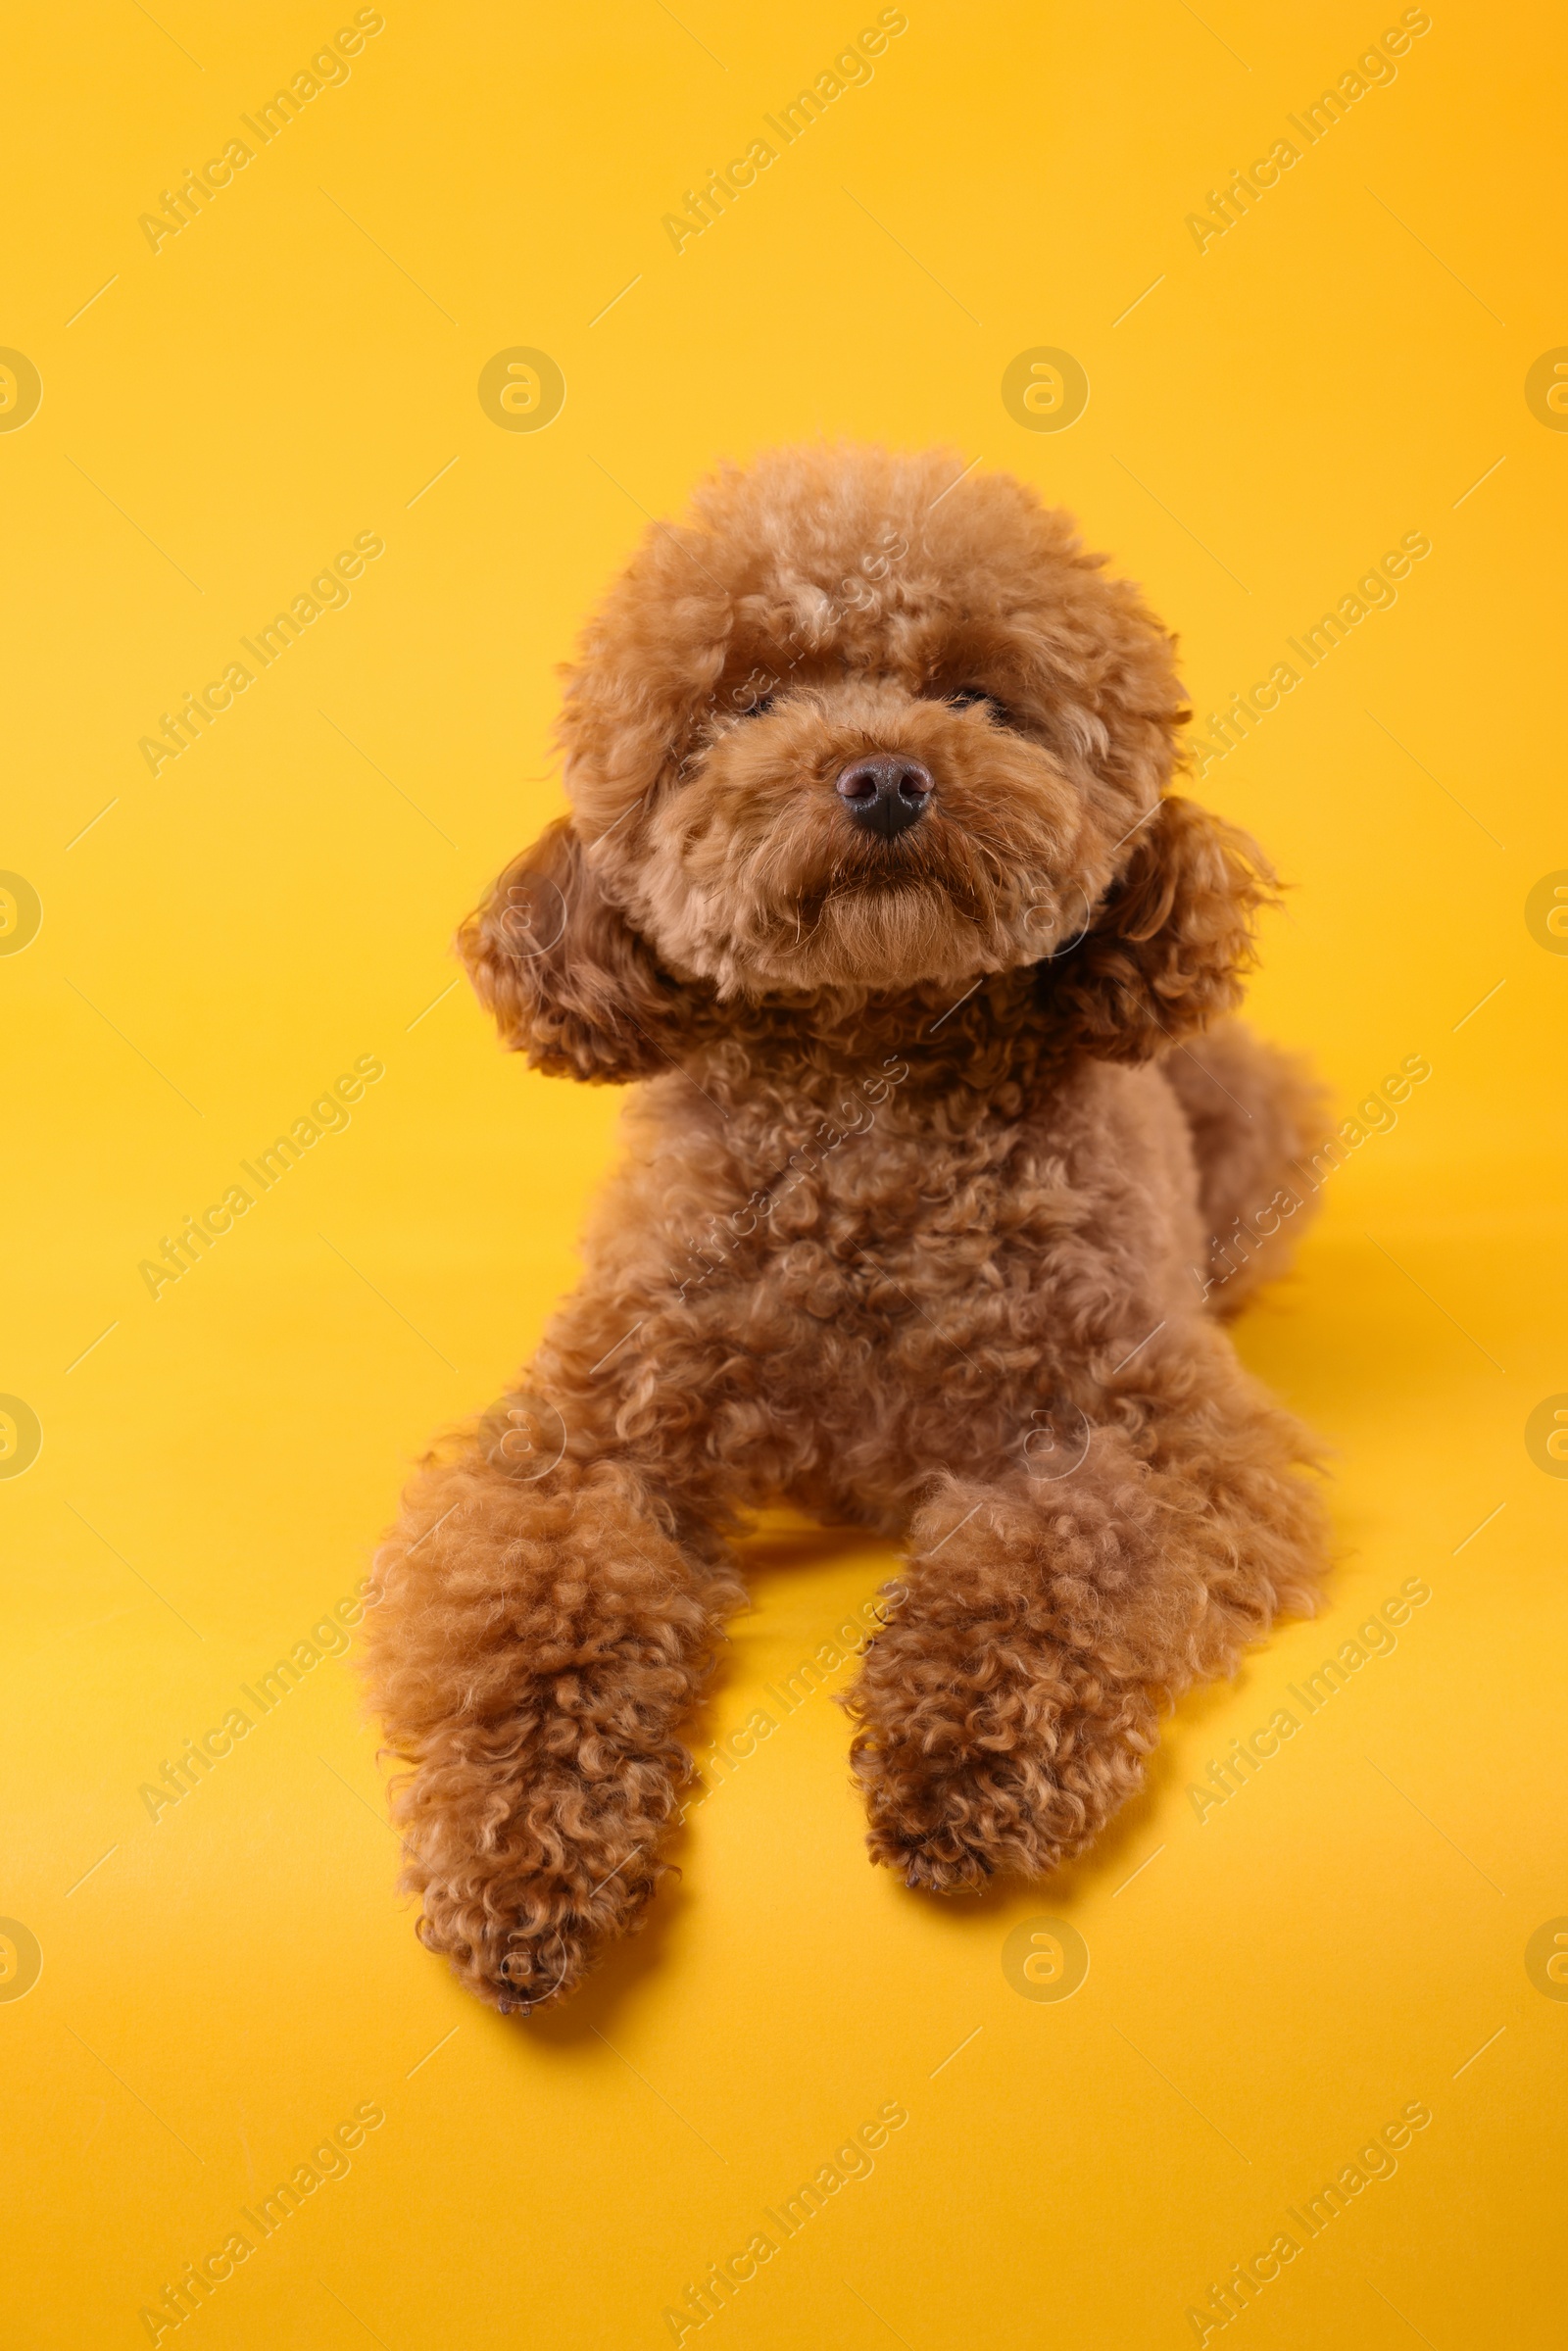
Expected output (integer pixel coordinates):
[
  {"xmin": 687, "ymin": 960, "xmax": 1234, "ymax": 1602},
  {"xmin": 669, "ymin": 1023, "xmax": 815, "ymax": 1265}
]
[{"xmin": 463, "ymin": 445, "xmax": 1268, "ymax": 1079}]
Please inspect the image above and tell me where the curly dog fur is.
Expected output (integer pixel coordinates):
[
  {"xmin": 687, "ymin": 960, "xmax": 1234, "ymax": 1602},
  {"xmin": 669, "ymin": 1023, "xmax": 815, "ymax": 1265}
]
[{"xmin": 365, "ymin": 444, "xmax": 1330, "ymax": 2012}]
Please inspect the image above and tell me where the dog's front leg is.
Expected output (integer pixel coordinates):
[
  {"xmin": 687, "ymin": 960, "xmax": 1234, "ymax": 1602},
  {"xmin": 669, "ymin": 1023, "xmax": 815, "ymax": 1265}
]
[
  {"xmin": 843, "ymin": 1349, "xmax": 1326, "ymax": 1889},
  {"xmin": 365, "ymin": 1402, "xmax": 742, "ymax": 2012}
]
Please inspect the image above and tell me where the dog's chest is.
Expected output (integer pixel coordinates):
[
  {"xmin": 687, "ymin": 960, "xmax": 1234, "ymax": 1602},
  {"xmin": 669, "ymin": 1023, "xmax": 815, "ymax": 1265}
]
[{"xmin": 648, "ymin": 1070, "xmax": 1126, "ymax": 1329}]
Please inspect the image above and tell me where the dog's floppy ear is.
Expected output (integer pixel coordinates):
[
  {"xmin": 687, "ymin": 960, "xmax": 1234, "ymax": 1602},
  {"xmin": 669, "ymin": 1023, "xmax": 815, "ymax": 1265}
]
[
  {"xmin": 458, "ymin": 816, "xmax": 691, "ymax": 1082},
  {"xmin": 1043, "ymin": 795, "xmax": 1272, "ymax": 1062}
]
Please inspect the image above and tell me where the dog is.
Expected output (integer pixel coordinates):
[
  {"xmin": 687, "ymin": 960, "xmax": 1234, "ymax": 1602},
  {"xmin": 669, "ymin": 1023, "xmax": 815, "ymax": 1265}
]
[{"xmin": 365, "ymin": 443, "xmax": 1329, "ymax": 2013}]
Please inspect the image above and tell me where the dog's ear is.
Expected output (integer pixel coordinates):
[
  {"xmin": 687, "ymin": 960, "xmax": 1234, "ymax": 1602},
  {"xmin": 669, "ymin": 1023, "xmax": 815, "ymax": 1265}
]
[
  {"xmin": 1042, "ymin": 795, "xmax": 1272, "ymax": 1062},
  {"xmin": 458, "ymin": 817, "xmax": 691, "ymax": 1082}
]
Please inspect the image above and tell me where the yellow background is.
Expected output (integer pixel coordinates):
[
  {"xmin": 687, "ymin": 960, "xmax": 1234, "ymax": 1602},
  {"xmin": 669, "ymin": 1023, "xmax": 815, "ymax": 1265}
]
[{"xmin": 5, "ymin": 2, "xmax": 1566, "ymax": 2343}]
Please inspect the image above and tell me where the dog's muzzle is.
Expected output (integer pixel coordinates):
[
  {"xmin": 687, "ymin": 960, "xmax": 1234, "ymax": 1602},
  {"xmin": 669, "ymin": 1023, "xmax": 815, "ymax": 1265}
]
[{"xmin": 835, "ymin": 755, "xmax": 934, "ymax": 839}]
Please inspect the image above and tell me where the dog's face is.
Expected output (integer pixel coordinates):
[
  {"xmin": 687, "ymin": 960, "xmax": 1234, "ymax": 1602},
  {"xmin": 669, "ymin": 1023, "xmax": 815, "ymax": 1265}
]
[{"xmin": 465, "ymin": 447, "xmax": 1266, "ymax": 1079}]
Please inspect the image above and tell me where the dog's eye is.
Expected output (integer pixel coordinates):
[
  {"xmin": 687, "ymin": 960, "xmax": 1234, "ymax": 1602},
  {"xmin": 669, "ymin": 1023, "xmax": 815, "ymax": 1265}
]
[
  {"xmin": 729, "ymin": 693, "xmax": 773, "ymax": 719},
  {"xmin": 947, "ymin": 686, "xmax": 1007, "ymax": 722}
]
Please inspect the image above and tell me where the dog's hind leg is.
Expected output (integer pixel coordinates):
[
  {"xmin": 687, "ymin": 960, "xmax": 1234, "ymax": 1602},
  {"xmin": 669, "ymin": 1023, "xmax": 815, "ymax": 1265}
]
[
  {"xmin": 1160, "ymin": 1018, "xmax": 1328, "ymax": 1317},
  {"xmin": 364, "ymin": 1404, "xmax": 744, "ymax": 2013}
]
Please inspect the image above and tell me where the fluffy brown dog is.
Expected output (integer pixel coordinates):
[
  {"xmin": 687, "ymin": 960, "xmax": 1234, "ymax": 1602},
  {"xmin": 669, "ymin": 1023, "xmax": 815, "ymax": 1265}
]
[{"xmin": 366, "ymin": 444, "xmax": 1329, "ymax": 2013}]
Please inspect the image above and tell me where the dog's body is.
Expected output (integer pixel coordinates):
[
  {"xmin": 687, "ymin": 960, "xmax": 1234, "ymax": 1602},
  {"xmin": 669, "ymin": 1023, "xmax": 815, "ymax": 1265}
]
[{"xmin": 367, "ymin": 447, "xmax": 1329, "ymax": 2011}]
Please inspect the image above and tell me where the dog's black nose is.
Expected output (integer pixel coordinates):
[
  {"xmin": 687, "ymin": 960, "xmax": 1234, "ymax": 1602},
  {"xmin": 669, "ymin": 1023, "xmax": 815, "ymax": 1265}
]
[{"xmin": 835, "ymin": 755, "xmax": 934, "ymax": 838}]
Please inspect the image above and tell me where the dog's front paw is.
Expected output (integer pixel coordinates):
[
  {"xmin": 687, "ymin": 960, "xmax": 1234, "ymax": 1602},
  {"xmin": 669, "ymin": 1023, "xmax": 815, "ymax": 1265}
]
[
  {"xmin": 858, "ymin": 1743, "xmax": 1065, "ymax": 1890},
  {"xmin": 418, "ymin": 1872, "xmax": 640, "ymax": 2016},
  {"xmin": 846, "ymin": 1619, "xmax": 1156, "ymax": 1892},
  {"xmin": 865, "ymin": 1764, "xmax": 1014, "ymax": 1891},
  {"xmin": 396, "ymin": 1756, "xmax": 674, "ymax": 2014},
  {"xmin": 864, "ymin": 1777, "xmax": 1001, "ymax": 1889}
]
